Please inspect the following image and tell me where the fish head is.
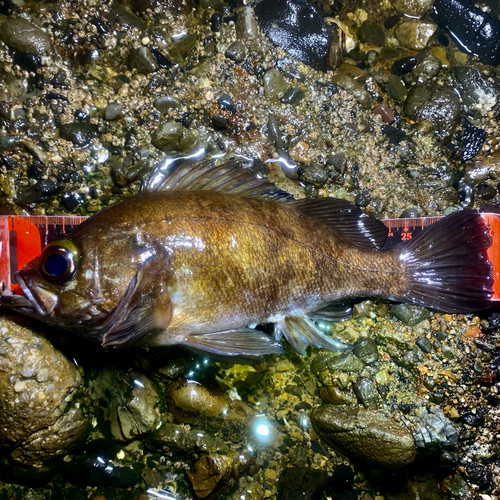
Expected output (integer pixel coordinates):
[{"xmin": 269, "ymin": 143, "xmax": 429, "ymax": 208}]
[{"xmin": 2, "ymin": 230, "xmax": 145, "ymax": 340}]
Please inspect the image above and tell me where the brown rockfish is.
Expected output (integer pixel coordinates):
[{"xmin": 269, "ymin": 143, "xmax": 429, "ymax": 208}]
[{"xmin": 1, "ymin": 160, "xmax": 493, "ymax": 358}]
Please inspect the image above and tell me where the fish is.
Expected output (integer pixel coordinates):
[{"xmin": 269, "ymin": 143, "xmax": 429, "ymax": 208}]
[{"xmin": 0, "ymin": 159, "xmax": 493, "ymax": 359}]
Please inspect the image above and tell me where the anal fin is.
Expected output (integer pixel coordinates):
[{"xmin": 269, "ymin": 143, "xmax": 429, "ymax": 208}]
[
  {"xmin": 182, "ymin": 328, "xmax": 285, "ymax": 360},
  {"xmin": 275, "ymin": 316, "xmax": 353, "ymax": 356}
]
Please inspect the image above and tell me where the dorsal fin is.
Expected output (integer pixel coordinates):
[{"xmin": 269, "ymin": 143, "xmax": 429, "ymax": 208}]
[
  {"xmin": 145, "ymin": 158, "xmax": 293, "ymax": 201},
  {"xmin": 291, "ymin": 198, "xmax": 388, "ymax": 250}
]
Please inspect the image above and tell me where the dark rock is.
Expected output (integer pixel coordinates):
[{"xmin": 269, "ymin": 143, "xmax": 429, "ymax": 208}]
[
  {"xmin": 1, "ymin": 18, "xmax": 52, "ymax": 55},
  {"xmin": 61, "ymin": 192, "xmax": 84, "ymax": 212},
  {"xmin": 301, "ymin": 163, "xmax": 328, "ymax": 187},
  {"xmin": 416, "ymin": 337, "xmax": 433, "ymax": 353},
  {"xmin": 385, "ymin": 74, "xmax": 408, "ymax": 101},
  {"xmin": 108, "ymin": 6, "xmax": 147, "ymax": 31},
  {"xmin": 15, "ymin": 181, "xmax": 58, "ymax": 205},
  {"xmin": 381, "ymin": 124, "xmax": 407, "ymax": 144},
  {"xmin": 211, "ymin": 13, "xmax": 222, "ymax": 32},
  {"xmin": 218, "ymin": 94, "xmax": 236, "ymax": 114},
  {"xmin": 391, "ymin": 303, "xmax": 429, "ymax": 325},
  {"xmin": 458, "ymin": 178, "xmax": 474, "ymax": 207},
  {"xmin": 453, "ymin": 66, "xmax": 500, "ymax": 117},
  {"xmin": 255, "ymin": 0, "xmax": 334, "ymax": 72},
  {"xmin": 461, "ymin": 121, "xmax": 486, "ymax": 162},
  {"xmin": 404, "ymin": 84, "xmax": 461, "ymax": 143},
  {"xmin": 81, "ymin": 49, "xmax": 100, "ymax": 66},
  {"xmin": 352, "ymin": 377, "xmax": 382, "ymax": 408},
  {"xmin": 461, "ymin": 410, "xmax": 484, "ymax": 427},
  {"xmin": 353, "ymin": 337, "xmax": 379, "ymax": 364},
  {"xmin": 357, "ymin": 23, "xmax": 385, "ymax": 45},
  {"xmin": 44, "ymin": 91, "xmax": 69, "ymax": 103},
  {"xmin": 400, "ymin": 207, "xmax": 420, "ymax": 218},
  {"xmin": 465, "ymin": 462, "xmax": 493, "ymax": 492},
  {"xmin": 13, "ymin": 52, "xmax": 41, "ymax": 73},
  {"xmin": 60, "ymin": 122, "xmax": 98, "ymax": 148},
  {"xmin": 128, "ymin": 46, "xmax": 159, "ymax": 74},
  {"xmin": 281, "ymin": 88, "xmax": 305, "ymax": 105},
  {"xmin": 277, "ymin": 467, "xmax": 328, "ymax": 500},
  {"xmin": 151, "ymin": 121, "xmax": 196, "ymax": 153},
  {"xmin": 476, "ymin": 185, "xmax": 496, "ymax": 200},
  {"xmin": 432, "ymin": 0, "xmax": 500, "ymax": 66},
  {"xmin": 90, "ymin": 18, "xmax": 110, "ymax": 35},
  {"xmin": 225, "ymin": 41, "xmax": 247, "ymax": 63},
  {"xmin": 212, "ymin": 115, "xmax": 229, "ymax": 130},
  {"xmin": 312, "ymin": 405, "xmax": 416, "ymax": 468},
  {"xmin": 150, "ymin": 49, "xmax": 173, "ymax": 69},
  {"xmin": 0, "ymin": 136, "xmax": 23, "ymax": 151},
  {"xmin": 235, "ymin": 6, "xmax": 259, "ymax": 42},
  {"xmin": 392, "ymin": 56, "xmax": 417, "ymax": 76},
  {"xmin": 325, "ymin": 464, "xmax": 354, "ymax": 495}
]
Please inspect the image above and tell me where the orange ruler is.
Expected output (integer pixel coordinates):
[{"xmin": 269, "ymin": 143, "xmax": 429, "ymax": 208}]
[{"xmin": 1, "ymin": 213, "xmax": 500, "ymax": 300}]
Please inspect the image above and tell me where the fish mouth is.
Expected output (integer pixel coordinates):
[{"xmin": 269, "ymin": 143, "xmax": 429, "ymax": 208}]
[{"xmin": 1, "ymin": 272, "xmax": 57, "ymax": 317}]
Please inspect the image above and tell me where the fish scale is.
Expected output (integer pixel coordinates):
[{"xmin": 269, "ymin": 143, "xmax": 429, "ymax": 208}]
[{"xmin": 1, "ymin": 212, "xmax": 499, "ymax": 301}]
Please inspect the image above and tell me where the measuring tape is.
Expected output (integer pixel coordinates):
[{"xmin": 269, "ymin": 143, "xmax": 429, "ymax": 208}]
[{"xmin": 1, "ymin": 213, "xmax": 500, "ymax": 300}]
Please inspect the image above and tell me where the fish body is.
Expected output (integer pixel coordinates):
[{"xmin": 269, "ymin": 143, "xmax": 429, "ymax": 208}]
[{"xmin": 2, "ymin": 161, "xmax": 493, "ymax": 358}]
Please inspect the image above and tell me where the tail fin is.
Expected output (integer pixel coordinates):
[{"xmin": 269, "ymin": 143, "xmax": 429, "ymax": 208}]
[{"xmin": 396, "ymin": 210, "xmax": 493, "ymax": 313}]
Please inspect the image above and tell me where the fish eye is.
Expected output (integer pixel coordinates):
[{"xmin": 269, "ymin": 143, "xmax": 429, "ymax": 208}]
[{"xmin": 40, "ymin": 240, "xmax": 80, "ymax": 283}]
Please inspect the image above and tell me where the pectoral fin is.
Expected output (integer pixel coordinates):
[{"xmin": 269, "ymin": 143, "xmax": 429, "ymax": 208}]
[
  {"xmin": 275, "ymin": 316, "xmax": 353, "ymax": 356},
  {"xmin": 102, "ymin": 253, "xmax": 173, "ymax": 347},
  {"xmin": 182, "ymin": 329, "xmax": 285, "ymax": 359}
]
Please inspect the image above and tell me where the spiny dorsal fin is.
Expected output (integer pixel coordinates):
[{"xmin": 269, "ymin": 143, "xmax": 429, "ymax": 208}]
[
  {"xmin": 145, "ymin": 158, "xmax": 293, "ymax": 201},
  {"xmin": 291, "ymin": 198, "xmax": 388, "ymax": 250}
]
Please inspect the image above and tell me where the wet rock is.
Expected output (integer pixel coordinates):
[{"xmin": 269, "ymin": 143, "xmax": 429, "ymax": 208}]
[
  {"xmin": 325, "ymin": 352, "xmax": 365, "ymax": 373},
  {"xmin": 169, "ymin": 32, "xmax": 198, "ymax": 61},
  {"xmin": 277, "ymin": 467, "xmax": 328, "ymax": 500},
  {"xmin": 151, "ymin": 121, "xmax": 196, "ymax": 153},
  {"xmin": 104, "ymin": 102, "xmax": 123, "ymax": 121},
  {"xmin": 89, "ymin": 368, "xmax": 160, "ymax": 441},
  {"xmin": 385, "ymin": 74, "xmax": 408, "ymax": 102},
  {"xmin": 404, "ymin": 84, "xmax": 461, "ymax": 143},
  {"xmin": 60, "ymin": 122, "xmax": 98, "ymax": 148},
  {"xmin": 13, "ymin": 52, "xmax": 41, "ymax": 73},
  {"xmin": 150, "ymin": 49, "xmax": 173, "ymax": 69},
  {"xmin": 186, "ymin": 452, "xmax": 254, "ymax": 500},
  {"xmin": 281, "ymin": 88, "xmax": 305, "ymax": 105},
  {"xmin": 400, "ymin": 207, "xmax": 420, "ymax": 218},
  {"xmin": 211, "ymin": 115, "xmax": 229, "ymax": 130},
  {"xmin": 411, "ymin": 406, "xmax": 458, "ymax": 447},
  {"xmin": 235, "ymin": 6, "xmax": 259, "ymax": 42},
  {"xmin": 373, "ymin": 104, "xmax": 395, "ymax": 124},
  {"xmin": 453, "ymin": 66, "xmax": 500, "ymax": 117},
  {"xmin": 15, "ymin": 180, "xmax": 58, "ymax": 206},
  {"xmin": 154, "ymin": 95, "xmax": 181, "ymax": 113},
  {"xmin": 391, "ymin": 56, "xmax": 417, "ymax": 76},
  {"xmin": 211, "ymin": 13, "xmax": 222, "ymax": 33},
  {"xmin": 391, "ymin": 303, "xmax": 430, "ymax": 325},
  {"xmin": 151, "ymin": 422, "xmax": 186, "ymax": 451},
  {"xmin": 331, "ymin": 74, "xmax": 371, "ymax": 109},
  {"xmin": 458, "ymin": 178, "xmax": 474, "ymax": 207},
  {"xmin": 353, "ymin": 337, "xmax": 379, "ymax": 364},
  {"xmin": 128, "ymin": 46, "xmax": 159, "ymax": 74},
  {"xmin": 432, "ymin": 0, "xmax": 500, "ymax": 66},
  {"xmin": 465, "ymin": 150, "xmax": 500, "ymax": 184},
  {"xmin": 357, "ymin": 24, "xmax": 385, "ymax": 46},
  {"xmin": 461, "ymin": 410, "xmax": 484, "ymax": 427},
  {"xmin": 0, "ymin": 315, "xmax": 88, "ymax": 466},
  {"xmin": 416, "ymin": 337, "xmax": 433, "ymax": 353},
  {"xmin": 301, "ymin": 163, "xmax": 328, "ymax": 187},
  {"xmin": 465, "ymin": 462, "xmax": 494, "ymax": 493},
  {"xmin": 0, "ymin": 18, "xmax": 52, "ymax": 56},
  {"xmin": 65, "ymin": 439, "xmax": 142, "ymax": 488},
  {"xmin": 263, "ymin": 69, "xmax": 288, "ymax": 103},
  {"xmin": 395, "ymin": 20, "xmax": 437, "ymax": 50},
  {"xmin": 415, "ymin": 54, "xmax": 442, "ymax": 79},
  {"xmin": 391, "ymin": 0, "xmax": 433, "ymax": 17},
  {"xmin": 167, "ymin": 378, "xmax": 254, "ymax": 426},
  {"xmin": 218, "ymin": 94, "xmax": 236, "ymax": 114},
  {"xmin": 225, "ymin": 41, "xmax": 247, "ymax": 63},
  {"xmin": 353, "ymin": 377, "xmax": 382, "ymax": 408},
  {"xmin": 61, "ymin": 192, "xmax": 84, "ymax": 212},
  {"xmin": 255, "ymin": 0, "xmax": 334, "ymax": 72},
  {"xmin": 312, "ymin": 405, "xmax": 416, "ymax": 468},
  {"xmin": 381, "ymin": 124, "xmax": 407, "ymax": 144},
  {"xmin": 461, "ymin": 121, "xmax": 486, "ymax": 162},
  {"xmin": 108, "ymin": 6, "xmax": 147, "ymax": 31},
  {"xmin": 318, "ymin": 385, "xmax": 357, "ymax": 405}
]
